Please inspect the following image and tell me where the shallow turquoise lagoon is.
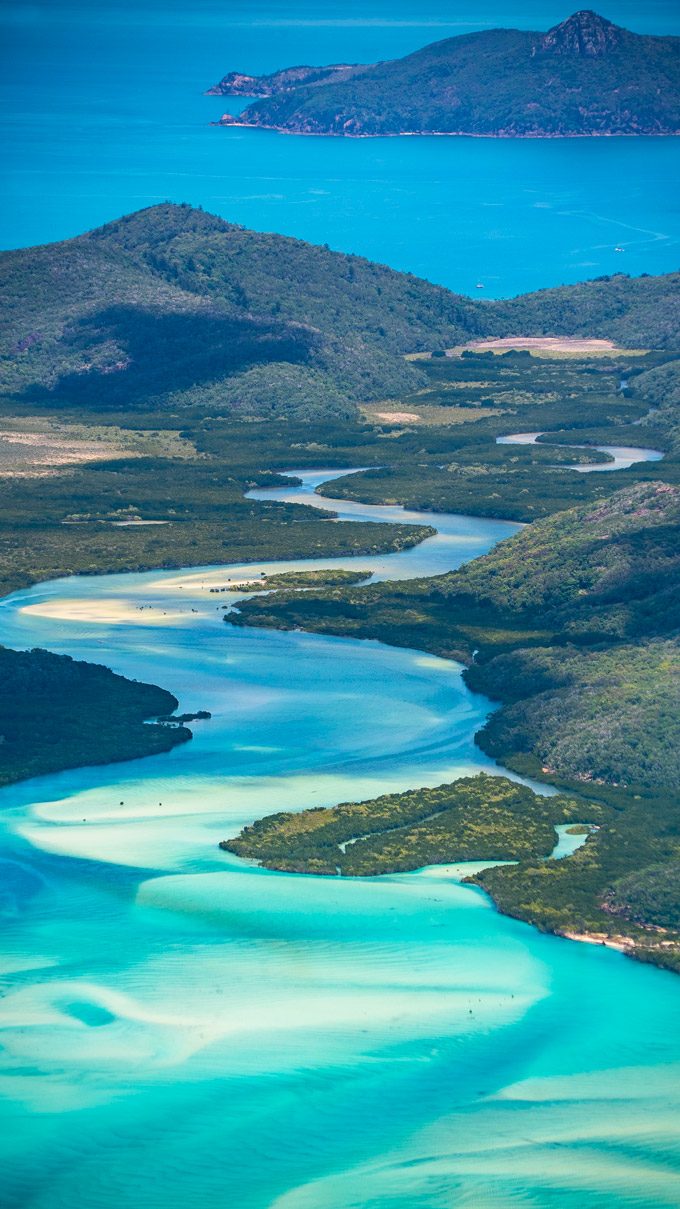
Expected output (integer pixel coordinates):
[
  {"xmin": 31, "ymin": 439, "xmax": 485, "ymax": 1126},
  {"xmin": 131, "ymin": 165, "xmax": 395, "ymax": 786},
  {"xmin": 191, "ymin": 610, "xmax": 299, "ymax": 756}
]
[
  {"xmin": 0, "ymin": 472, "xmax": 679, "ymax": 1208},
  {"xmin": 2, "ymin": 1, "xmax": 679, "ymax": 294}
]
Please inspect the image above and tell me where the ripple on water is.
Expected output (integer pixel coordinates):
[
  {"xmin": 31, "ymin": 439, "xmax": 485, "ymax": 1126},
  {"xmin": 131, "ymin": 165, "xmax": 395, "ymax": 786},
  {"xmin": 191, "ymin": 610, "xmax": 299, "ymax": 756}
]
[{"xmin": 0, "ymin": 468, "xmax": 678, "ymax": 1208}]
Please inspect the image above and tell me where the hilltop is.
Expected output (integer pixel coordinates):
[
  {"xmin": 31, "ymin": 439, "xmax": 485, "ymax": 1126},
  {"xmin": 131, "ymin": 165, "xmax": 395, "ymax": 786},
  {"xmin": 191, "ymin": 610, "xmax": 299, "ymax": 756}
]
[
  {"xmin": 0, "ymin": 203, "xmax": 493, "ymax": 420},
  {"xmin": 1, "ymin": 203, "xmax": 679, "ymax": 422},
  {"xmin": 211, "ymin": 11, "xmax": 680, "ymax": 138}
]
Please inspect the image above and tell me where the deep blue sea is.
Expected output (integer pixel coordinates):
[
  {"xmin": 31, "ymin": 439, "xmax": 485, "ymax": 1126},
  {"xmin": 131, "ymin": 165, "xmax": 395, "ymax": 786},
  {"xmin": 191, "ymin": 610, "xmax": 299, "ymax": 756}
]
[{"xmin": 2, "ymin": 0, "xmax": 679, "ymax": 294}]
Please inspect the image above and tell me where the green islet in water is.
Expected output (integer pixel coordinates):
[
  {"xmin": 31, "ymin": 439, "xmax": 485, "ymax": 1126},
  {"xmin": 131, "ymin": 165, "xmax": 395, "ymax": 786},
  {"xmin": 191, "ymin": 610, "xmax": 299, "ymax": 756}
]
[{"xmin": 0, "ymin": 469, "xmax": 678, "ymax": 1208}]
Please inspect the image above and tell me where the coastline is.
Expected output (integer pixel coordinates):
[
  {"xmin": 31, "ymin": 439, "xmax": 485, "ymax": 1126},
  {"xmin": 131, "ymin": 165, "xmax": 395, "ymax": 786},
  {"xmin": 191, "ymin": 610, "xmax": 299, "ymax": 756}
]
[
  {"xmin": 212, "ymin": 119, "xmax": 680, "ymax": 140},
  {"xmin": 3, "ymin": 467, "xmax": 676, "ymax": 972},
  {"xmin": 222, "ymin": 471, "xmax": 680, "ymax": 974}
]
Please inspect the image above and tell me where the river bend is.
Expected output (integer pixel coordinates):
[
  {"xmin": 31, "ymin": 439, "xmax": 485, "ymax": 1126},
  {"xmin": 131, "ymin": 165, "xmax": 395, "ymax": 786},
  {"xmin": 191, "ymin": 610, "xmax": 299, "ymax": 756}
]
[{"xmin": 0, "ymin": 468, "xmax": 678, "ymax": 1209}]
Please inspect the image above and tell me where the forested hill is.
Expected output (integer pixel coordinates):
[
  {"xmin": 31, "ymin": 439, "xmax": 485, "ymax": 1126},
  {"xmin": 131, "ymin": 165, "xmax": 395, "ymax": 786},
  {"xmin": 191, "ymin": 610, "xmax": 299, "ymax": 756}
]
[
  {"xmin": 0, "ymin": 204, "xmax": 490, "ymax": 420},
  {"xmin": 211, "ymin": 11, "xmax": 680, "ymax": 138},
  {"xmin": 226, "ymin": 483, "xmax": 680, "ymax": 967},
  {"xmin": 1, "ymin": 202, "xmax": 678, "ymax": 421}
]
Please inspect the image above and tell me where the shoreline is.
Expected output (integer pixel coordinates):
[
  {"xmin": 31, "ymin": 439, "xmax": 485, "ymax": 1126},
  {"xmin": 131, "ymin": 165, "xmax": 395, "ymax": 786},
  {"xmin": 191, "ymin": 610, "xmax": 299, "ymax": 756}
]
[
  {"xmin": 5, "ymin": 468, "xmax": 676, "ymax": 974},
  {"xmin": 562, "ymin": 930, "xmax": 633, "ymax": 953},
  {"xmin": 212, "ymin": 119, "xmax": 680, "ymax": 140}
]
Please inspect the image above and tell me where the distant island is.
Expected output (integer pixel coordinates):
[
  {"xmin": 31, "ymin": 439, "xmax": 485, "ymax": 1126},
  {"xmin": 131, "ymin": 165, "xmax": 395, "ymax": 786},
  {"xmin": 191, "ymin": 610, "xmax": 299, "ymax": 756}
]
[{"xmin": 209, "ymin": 10, "xmax": 680, "ymax": 138}]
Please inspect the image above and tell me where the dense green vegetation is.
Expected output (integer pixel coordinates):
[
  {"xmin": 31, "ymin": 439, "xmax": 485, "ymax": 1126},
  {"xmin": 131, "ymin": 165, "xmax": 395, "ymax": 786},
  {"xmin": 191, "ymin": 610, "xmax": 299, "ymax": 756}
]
[
  {"xmin": 221, "ymin": 773, "xmax": 594, "ymax": 875},
  {"xmin": 633, "ymin": 357, "xmax": 680, "ymax": 447},
  {"xmin": 235, "ymin": 568, "xmax": 370, "ymax": 592},
  {"xmin": 207, "ymin": 63, "xmax": 361, "ymax": 98},
  {"xmin": 604, "ymin": 862, "xmax": 680, "ymax": 931},
  {"xmin": 212, "ymin": 11, "xmax": 680, "ymax": 137},
  {"xmin": 0, "ymin": 645, "xmax": 193, "ymax": 786},
  {"xmin": 470, "ymin": 643, "xmax": 680, "ymax": 792},
  {"xmin": 0, "ymin": 203, "xmax": 493, "ymax": 420},
  {"xmin": 495, "ymin": 274, "xmax": 680, "ymax": 351},
  {"xmin": 3, "ymin": 203, "xmax": 679, "ymax": 428},
  {"xmin": 228, "ymin": 482, "xmax": 680, "ymax": 967}
]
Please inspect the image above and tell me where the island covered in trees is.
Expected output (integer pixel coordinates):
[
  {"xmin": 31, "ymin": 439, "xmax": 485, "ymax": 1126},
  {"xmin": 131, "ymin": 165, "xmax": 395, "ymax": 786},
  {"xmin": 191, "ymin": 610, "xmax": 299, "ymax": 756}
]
[
  {"xmin": 0, "ymin": 645, "xmax": 195, "ymax": 787},
  {"xmin": 209, "ymin": 11, "xmax": 680, "ymax": 138},
  {"xmin": 222, "ymin": 773, "xmax": 595, "ymax": 875}
]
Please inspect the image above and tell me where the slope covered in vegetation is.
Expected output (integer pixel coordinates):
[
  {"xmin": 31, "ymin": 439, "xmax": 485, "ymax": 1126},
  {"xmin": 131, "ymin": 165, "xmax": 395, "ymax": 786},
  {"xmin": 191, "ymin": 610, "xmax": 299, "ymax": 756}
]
[
  {"xmin": 212, "ymin": 11, "xmax": 680, "ymax": 137},
  {"xmin": 226, "ymin": 482, "xmax": 680, "ymax": 967},
  {"xmin": 0, "ymin": 203, "xmax": 491, "ymax": 420},
  {"xmin": 0, "ymin": 645, "xmax": 193, "ymax": 786},
  {"xmin": 2, "ymin": 204, "xmax": 679, "ymax": 424}
]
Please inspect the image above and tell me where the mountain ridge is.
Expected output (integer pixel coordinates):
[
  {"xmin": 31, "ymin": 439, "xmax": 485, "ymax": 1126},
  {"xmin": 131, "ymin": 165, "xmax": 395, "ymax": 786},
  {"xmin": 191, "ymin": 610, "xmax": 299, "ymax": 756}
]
[
  {"xmin": 1, "ymin": 203, "xmax": 678, "ymax": 421},
  {"xmin": 210, "ymin": 11, "xmax": 680, "ymax": 138}
]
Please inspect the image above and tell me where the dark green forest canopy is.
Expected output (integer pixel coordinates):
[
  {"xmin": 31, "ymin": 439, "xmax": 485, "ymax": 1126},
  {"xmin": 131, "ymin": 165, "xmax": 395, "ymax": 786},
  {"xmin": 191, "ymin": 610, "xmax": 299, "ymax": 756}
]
[
  {"xmin": 604, "ymin": 862, "xmax": 680, "ymax": 931},
  {"xmin": 222, "ymin": 773, "xmax": 594, "ymax": 875},
  {"xmin": 211, "ymin": 11, "xmax": 680, "ymax": 137},
  {"xmin": 0, "ymin": 645, "xmax": 193, "ymax": 787},
  {"xmin": 226, "ymin": 484, "xmax": 680, "ymax": 971},
  {"xmin": 1, "ymin": 203, "xmax": 678, "ymax": 422},
  {"xmin": 229, "ymin": 481, "xmax": 680, "ymax": 794}
]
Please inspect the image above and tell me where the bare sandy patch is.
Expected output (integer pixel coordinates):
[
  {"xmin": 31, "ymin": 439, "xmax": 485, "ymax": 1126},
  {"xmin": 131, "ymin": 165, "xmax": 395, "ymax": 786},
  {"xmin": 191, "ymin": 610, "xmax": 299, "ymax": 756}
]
[
  {"xmin": 453, "ymin": 337, "xmax": 647, "ymax": 358},
  {"xmin": 373, "ymin": 410, "xmax": 422, "ymax": 423},
  {"xmin": 562, "ymin": 930, "xmax": 634, "ymax": 953},
  {"xmin": 362, "ymin": 402, "xmax": 504, "ymax": 427},
  {"xmin": 149, "ymin": 570, "xmax": 262, "ymax": 593},
  {"xmin": 110, "ymin": 519, "xmax": 170, "ymax": 527},
  {"xmin": 0, "ymin": 419, "xmax": 198, "ymax": 477},
  {"xmin": 20, "ymin": 599, "xmax": 189, "ymax": 625}
]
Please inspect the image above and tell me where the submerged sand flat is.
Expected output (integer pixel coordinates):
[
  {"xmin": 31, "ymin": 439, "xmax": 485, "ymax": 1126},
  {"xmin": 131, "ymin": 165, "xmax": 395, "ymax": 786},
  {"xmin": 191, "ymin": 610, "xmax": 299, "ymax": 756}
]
[
  {"xmin": 20, "ymin": 599, "xmax": 190, "ymax": 625},
  {"xmin": 1, "ymin": 468, "xmax": 678, "ymax": 1209}
]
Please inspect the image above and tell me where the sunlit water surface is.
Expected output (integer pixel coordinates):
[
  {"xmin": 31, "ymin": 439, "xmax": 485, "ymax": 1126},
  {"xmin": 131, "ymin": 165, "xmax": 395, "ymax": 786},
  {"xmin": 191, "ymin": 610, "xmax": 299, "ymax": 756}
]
[
  {"xmin": 2, "ymin": 1, "xmax": 680, "ymax": 294},
  {"xmin": 497, "ymin": 432, "xmax": 665, "ymax": 471},
  {"xmin": 0, "ymin": 470, "xmax": 679, "ymax": 1209}
]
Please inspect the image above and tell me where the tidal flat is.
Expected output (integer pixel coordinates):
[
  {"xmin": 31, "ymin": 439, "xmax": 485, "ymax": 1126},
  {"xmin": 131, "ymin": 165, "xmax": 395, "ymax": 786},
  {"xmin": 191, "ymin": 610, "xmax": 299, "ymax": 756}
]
[{"xmin": 0, "ymin": 469, "xmax": 679, "ymax": 1208}]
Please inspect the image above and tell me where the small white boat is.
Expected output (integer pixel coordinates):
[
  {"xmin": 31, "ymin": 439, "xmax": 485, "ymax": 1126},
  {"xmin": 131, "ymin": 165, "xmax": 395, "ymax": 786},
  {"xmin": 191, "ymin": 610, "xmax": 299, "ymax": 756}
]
[
  {"xmin": 614, "ymin": 246, "xmax": 625, "ymax": 253},
  {"xmin": 475, "ymin": 282, "xmax": 485, "ymax": 289}
]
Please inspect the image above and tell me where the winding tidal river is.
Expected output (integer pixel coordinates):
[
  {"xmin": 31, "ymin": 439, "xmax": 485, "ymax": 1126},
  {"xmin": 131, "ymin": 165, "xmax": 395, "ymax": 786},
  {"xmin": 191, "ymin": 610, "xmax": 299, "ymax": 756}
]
[{"xmin": 0, "ymin": 466, "xmax": 678, "ymax": 1209}]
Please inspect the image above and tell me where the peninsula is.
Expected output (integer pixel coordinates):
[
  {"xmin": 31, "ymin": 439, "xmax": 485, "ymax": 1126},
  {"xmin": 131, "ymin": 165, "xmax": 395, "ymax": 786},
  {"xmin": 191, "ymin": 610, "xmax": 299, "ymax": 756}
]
[
  {"xmin": 210, "ymin": 11, "xmax": 680, "ymax": 138},
  {"xmin": 0, "ymin": 645, "xmax": 194, "ymax": 787}
]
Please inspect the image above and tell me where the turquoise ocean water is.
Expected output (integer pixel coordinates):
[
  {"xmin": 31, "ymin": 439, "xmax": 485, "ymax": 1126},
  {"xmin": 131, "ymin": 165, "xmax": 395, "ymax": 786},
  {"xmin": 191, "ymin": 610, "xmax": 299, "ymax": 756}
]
[
  {"xmin": 2, "ymin": 3, "xmax": 680, "ymax": 1204},
  {"xmin": 0, "ymin": 471, "xmax": 679, "ymax": 1208},
  {"xmin": 2, "ymin": 0, "xmax": 679, "ymax": 294}
]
